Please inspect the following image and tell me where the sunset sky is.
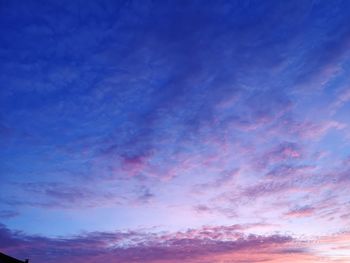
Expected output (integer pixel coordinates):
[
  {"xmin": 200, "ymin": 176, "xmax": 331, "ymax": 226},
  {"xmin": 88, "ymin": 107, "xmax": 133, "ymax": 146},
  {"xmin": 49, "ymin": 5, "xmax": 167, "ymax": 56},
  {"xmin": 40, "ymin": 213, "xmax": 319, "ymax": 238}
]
[{"xmin": 1, "ymin": 0, "xmax": 350, "ymax": 262}]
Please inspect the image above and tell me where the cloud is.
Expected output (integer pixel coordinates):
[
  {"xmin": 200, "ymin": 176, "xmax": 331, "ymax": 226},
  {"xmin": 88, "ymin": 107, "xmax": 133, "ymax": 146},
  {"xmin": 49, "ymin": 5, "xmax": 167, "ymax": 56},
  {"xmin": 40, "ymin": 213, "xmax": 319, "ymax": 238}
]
[
  {"xmin": 272, "ymin": 118, "xmax": 346, "ymax": 141},
  {"xmin": 193, "ymin": 204, "xmax": 238, "ymax": 218},
  {"xmin": 2, "ymin": 182, "xmax": 124, "ymax": 209},
  {"xmin": 134, "ymin": 186, "xmax": 155, "ymax": 204},
  {"xmin": 266, "ymin": 164, "xmax": 315, "ymax": 178},
  {"xmin": 1, "ymin": 1, "xmax": 350, "ymax": 258},
  {"xmin": 194, "ymin": 169, "xmax": 240, "ymax": 192},
  {"xmin": 254, "ymin": 142, "xmax": 303, "ymax": 170},
  {"xmin": 285, "ymin": 206, "xmax": 316, "ymax": 218},
  {"xmin": 330, "ymin": 87, "xmax": 350, "ymax": 114},
  {"xmin": 0, "ymin": 210, "xmax": 19, "ymax": 219},
  {"xmin": 1, "ymin": 223, "xmax": 350, "ymax": 263}
]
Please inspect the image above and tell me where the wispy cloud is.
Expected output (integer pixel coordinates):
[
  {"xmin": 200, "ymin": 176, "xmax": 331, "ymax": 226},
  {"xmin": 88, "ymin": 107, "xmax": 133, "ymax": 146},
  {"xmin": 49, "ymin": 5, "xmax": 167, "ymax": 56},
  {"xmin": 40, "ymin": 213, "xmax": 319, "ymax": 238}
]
[{"xmin": 0, "ymin": 0, "xmax": 350, "ymax": 260}]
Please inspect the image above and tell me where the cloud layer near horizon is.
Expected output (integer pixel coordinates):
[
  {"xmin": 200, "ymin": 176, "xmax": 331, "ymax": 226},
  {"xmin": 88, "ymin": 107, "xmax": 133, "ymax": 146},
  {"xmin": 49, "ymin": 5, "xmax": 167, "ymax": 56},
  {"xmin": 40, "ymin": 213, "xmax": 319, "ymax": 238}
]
[{"xmin": 1, "ymin": 223, "xmax": 350, "ymax": 263}]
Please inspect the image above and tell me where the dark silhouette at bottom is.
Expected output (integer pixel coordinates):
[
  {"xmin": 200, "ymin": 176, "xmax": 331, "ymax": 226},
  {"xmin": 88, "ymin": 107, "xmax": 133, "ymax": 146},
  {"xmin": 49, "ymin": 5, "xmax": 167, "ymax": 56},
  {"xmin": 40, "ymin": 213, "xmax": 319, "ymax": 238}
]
[{"xmin": 0, "ymin": 253, "xmax": 28, "ymax": 263}]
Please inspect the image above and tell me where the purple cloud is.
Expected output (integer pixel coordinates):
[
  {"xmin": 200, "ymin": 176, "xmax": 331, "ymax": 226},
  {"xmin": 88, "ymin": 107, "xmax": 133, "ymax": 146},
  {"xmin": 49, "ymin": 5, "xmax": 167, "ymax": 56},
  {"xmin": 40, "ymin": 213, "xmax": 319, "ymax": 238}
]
[{"xmin": 285, "ymin": 206, "xmax": 316, "ymax": 218}]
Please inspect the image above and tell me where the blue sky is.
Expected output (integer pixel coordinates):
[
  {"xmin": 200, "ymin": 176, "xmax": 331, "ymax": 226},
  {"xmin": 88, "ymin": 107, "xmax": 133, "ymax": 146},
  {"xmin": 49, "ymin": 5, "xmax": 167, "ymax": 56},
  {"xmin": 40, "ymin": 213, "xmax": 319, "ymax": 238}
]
[{"xmin": 1, "ymin": 1, "xmax": 350, "ymax": 262}]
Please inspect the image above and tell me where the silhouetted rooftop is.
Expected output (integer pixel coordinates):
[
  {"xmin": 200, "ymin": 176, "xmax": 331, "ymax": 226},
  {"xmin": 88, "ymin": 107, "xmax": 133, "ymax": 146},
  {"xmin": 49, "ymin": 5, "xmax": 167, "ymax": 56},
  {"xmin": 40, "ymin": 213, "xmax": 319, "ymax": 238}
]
[{"xmin": 0, "ymin": 253, "xmax": 28, "ymax": 263}]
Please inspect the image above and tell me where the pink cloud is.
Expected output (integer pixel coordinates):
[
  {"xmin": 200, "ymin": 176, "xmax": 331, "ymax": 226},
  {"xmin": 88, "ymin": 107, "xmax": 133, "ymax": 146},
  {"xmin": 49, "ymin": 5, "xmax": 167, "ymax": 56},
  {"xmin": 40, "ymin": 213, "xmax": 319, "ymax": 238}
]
[
  {"xmin": 273, "ymin": 118, "xmax": 346, "ymax": 140},
  {"xmin": 285, "ymin": 206, "xmax": 316, "ymax": 218},
  {"xmin": 330, "ymin": 87, "xmax": 350, "ymax": 115},
  {"xmin": 252, "ymin": 142, "xmax": 304, "ymax": 171},
  {"xmin": 1, "ymin": 223, "xmax": 350, "ymax": 263}
]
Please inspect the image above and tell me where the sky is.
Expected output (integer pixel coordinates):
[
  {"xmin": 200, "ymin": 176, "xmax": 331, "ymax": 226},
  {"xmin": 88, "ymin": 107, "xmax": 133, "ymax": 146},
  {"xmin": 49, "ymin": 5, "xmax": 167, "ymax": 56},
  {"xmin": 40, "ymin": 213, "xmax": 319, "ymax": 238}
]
[{"xmin": 0, "ymin": 0, "xmax": 350, "ymax": 262}]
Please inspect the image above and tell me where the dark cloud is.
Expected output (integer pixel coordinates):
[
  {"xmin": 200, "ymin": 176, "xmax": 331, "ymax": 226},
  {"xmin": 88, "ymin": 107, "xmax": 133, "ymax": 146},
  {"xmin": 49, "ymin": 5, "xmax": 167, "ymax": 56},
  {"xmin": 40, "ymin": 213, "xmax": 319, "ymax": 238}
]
[
  {"xmin": 0, "ymin": 210, "xmax": 19, "ymax": 219},
  {"xmin": 0, "ymin": 223, "xmax": 308, "ymax": 263}
]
